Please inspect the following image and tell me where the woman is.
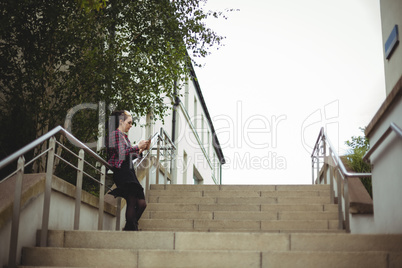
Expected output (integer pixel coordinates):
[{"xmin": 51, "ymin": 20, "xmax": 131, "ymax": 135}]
[{"xmin": 107, "ymin": 110, "xmax": 150, "ymax": 231}]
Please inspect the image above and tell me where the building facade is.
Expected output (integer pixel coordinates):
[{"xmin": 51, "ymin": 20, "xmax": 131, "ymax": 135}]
[{"xmin": 129, "ymin": 64, "xmax": 225, "ymax": 185}]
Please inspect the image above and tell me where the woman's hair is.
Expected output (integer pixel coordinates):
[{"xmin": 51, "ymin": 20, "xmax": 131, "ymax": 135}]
[{"xmin": 109, "ymin": 110, "xmax": 132, "ymax": 130}]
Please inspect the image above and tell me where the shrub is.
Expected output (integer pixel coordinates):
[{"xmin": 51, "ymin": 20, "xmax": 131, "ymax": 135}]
[{"xmin": 344, "ymin": 128, "xmax": 372, "ymax": 198}]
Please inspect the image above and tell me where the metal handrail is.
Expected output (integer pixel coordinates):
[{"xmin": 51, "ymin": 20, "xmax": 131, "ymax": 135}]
[
  {"xmin": 311, "ymin": 127, "xmax": 371, "ymax": 233},
  {"xmin": 312, "ymin": 127, "xmax": 372, "ymax": 179},
  {"xmin": 312, "ymin": 123, "xmax": 402, "ymax": 232},
  {"xmin": 311, "ymin": 128, "xmax": 325, "ymax": 158},
  {"xmin": 363, "ymin": 122, "xmax": 402, "ymax": 162},
  {"xmin": 0, "ymin": 126, "xmax": 114, "ymax": 268},
  {"xmin": 160, "ymin": 127, "xmax": 177, "ymax": 151},
  {"xmin": 0, "ymin": 126, "xmax": 112, "ymax": 188},
  {"xmin": 324, "ymin": 133, "xmax": 372, "ymax": 178},
  {"xmin": 134, "ymin": 128, "xmax": 176, "ymax": 169},
  {"xmin": 1, "ymin": 147, "xmax": 52, "ymax": 182},
  {"xmin": 135, "ymin": 127, "xmax": 177, "ymax": 186},
  {"xmin": 0, "ymin": 125, "xmax": 112, "ymax": 172}
]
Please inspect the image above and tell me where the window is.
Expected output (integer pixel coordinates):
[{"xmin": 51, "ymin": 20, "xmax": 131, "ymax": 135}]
[
  {"xmin": 184, "ymin": 79, "xmax": 189, "ymax": 110},
  {"xmin": 207, "ymin": 130, "xmax": 211, "ymax": 158},
  {"xmin": 193, "ymin": 97, "xmax": 198, "ymax": 129},
  {"xmin": 183, "ymin": 151, "xmax": 188, "ymax": 184},
  {"xmin": 201, "ymin": 114, "xmax": 204, "ymax": 144},
  {"xmin": 193, "ymin": 166, "xmax": 203, "ymax": 185}
]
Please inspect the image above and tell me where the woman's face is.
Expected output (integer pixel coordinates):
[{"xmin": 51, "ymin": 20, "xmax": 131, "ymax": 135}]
[{"xmin": 121, "ymin": 116, "xmax": 133, "ymax": 133}]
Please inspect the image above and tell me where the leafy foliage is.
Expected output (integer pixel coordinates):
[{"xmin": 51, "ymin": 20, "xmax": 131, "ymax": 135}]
[
  {"xmin": 77, "ymin": 0, "xmax": 108, "ymax": 12},
  {"xmin": 344, "ymin": 128, "xmax": 372, "ymax": 198},
  {"xmin": 0, "ymin": 0, "xmax": 230, "ymax": 178}
]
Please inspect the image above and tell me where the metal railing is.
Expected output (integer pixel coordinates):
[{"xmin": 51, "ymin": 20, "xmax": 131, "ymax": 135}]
[
  {"xmin": 363, "ymin": 122, "xmax": 402, "ymax": 162},
  {"xmin": 135, "ymin": 127, "xmax": 176, "ymax": 188},
  {"xmin": 0, "ymin": 125, "xmax": 176, "ymax": 268},
  {"xmin": 0, "ymin": 126, "xmax": 114, "ymax": 268},
  {"xmin": 311, "ymin": 127, "xmax": 371, "ymax": 232},
  {"xmin": 312, "ymin": 122, "xmax": 402, "ymax": 232}
]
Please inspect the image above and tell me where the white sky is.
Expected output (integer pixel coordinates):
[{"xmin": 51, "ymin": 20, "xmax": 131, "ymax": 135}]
[{"xmin": 193, "ymin": 0, "xmax": 386, "ymax": 185}]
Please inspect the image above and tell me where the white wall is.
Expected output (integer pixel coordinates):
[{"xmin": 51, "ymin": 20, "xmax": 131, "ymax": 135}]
[
  {"xmin": 368, "ymin": 97, "xmax": 402, "ymax": 234},
  {"xmin": 349, "ymin": 214, "xmax": 375, "ymax": 234}
]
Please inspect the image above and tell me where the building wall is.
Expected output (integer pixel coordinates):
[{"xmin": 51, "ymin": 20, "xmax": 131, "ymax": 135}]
[
  {"xmin": 380, "ymin": 0, "xmax": 402, "ymax": 95},
  {"xmin": 368, "ymin": 97, "xmax": 402, "ymax": 234},
  {"xmin": 364, "ymin": 0, "xmax": 402, "ymax": 234},
  {"xmin": 129, "ymin": 75, "xmax": 223, "ymax": 185}
]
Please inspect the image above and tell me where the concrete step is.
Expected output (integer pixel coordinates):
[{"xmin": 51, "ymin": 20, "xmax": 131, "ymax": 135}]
[
  {"xmin": 150, "ymin": 184, "xmax": 220, "ymax": 191},
  {"xmin": 24, "ymin": 230, "xmax": 402, "ymax": 267},
  {"xmin": 150, "ymin": 184, "xmax": 331, "ymax": 192},
  {"xmin": 262, "ymin": 203, "xmax": 338, "ymax": 212},
  {"xmin": 21, "ymin": 247, "xmax": 261, "ymax": 268},
  {"xmin": 213, "ymin": 211, "xmax": 337, "ymax": 221},
  {"xmin": 261, "ymin": 251, "xmax": 396, "ymax": 268},
  {"xmin": 287, "ymin": 233, "xmax": 402, "ymax": 252},
  {"xmin": 138, "ymin": 219, "xmax": 339, "ymax": 232},
  {"xmin": 261, "ymin": 190, "xmax": 331, "ymax": 197},
  {"xmin": 149, "ymin": 196, "xmax": 331, "ymax": 205},
  {"xmin": 148, "ymin": 190, "xmax": 204, "ymax": 197},
  {"xmin": 142, "ymin": 210, "xmax": 214, "ymax": 220},
  {"xmin": 141, "ymin": 211, "xmax": 338, "ymax": 223},
  {"xmin": 145, "ymin": 203, "xmax": 338, "ymax": 213},
  {"xmin": 20, "ymin": 247, "xmax": 402, "ymax": 268},
  {"xmin": 41, "ymin": 230, "xmax": 402, "ymax": 252},
  {"xmin": 133, "ymin": 228, "xmax": 347, "ymax": 233},
  {"xmin": 21, "ymin": 247, "xmax": 138, "ymax": 267},
  {"xmin": 278, "ymin": 211, "xmax": 338, "ymax": 220},
  {"xmin": 148, "ymin": 189, "xmax": 331, "ymax": 198},
  {"xmin": 41, "ymin": 230, "xmax": 174, "ymax": 249}
]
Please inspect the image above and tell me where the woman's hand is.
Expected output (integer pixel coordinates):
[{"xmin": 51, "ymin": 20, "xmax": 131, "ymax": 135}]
[{"xmin": 138, "ymin": 140, "xmax": 151, "ymax": 154}]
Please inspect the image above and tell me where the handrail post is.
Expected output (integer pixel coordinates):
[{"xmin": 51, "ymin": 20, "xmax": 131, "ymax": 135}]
[
  {"xmin": 162, "ymin": 133, "xmax": 167, "ymax": 184},
  {"xmin": 344, "ymin": 177, "xmax": 351, "ymax": 232},
  {"xmin": 40, "ymin": 137, "xmax": 56, "ymax": 247},
  {"xmin": 329, "ymin": 149, "xmax": 335, "ymax": 204},
  {"xmin": 323, "ymin": 136, "xmax": 327, "ymax": 184},
  {"xmin": 156, "ymin": 137, "xmax": 161, "ymax": 184},
  {"xmin": 74, "ymin": 149, "xmax": 84, "ymax": 230},
  {"xmin": 8, "ymin": 156, "xmax": 25, "ymax": 268},
  {"xmin": 98, "ymin": 165, "xmax": 105, "ymax": 230},
  {"xmin": 311, "ymin": 156, "xmax": 315, "ymax": 184},
  {"xmin": 336, "ymin": 170, "xmax": 343, "ymax": 230},
  {"xmin": 316, "ymin": 147, "xmax": 320, "ymax": 184},
  {"xmin": 144, "ymin": 155, "xmax": 151, "ymax": 202}
]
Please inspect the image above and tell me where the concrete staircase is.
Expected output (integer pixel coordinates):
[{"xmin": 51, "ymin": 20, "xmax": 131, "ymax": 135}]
[{"xmin": 18, "ymin": 184, "xmax": 402, "ymax": 267}]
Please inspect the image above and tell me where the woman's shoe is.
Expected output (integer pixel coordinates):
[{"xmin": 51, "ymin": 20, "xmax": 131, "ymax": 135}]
[{"xmin": 123, "ymin": 221, "xmax": 137, "ymax": 231}]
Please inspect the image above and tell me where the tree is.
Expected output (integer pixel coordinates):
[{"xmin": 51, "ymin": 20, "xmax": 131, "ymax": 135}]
[
  {"xmin": 344, "ymin": 127, "xmax": 372, "ymax": 197},
  {"xmin": 0, "ymin": 0, "xmax": 231, "ymax": 178}
]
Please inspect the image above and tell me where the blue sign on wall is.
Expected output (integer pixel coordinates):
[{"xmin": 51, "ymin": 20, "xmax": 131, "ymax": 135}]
[{"xmin": 385, "ymin": 25, "xmax": 399, "ymax": 60}]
